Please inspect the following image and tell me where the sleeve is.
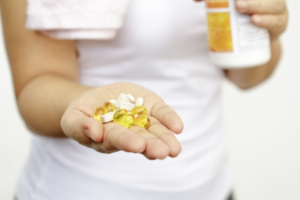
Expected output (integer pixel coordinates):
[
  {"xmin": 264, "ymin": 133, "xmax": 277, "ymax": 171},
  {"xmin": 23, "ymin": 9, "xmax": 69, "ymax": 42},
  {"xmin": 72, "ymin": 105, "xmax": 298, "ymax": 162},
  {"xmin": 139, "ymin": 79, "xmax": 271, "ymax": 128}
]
[{"xmin": 26, "ymin": 0, "xmax": 130, "ymax": 40}]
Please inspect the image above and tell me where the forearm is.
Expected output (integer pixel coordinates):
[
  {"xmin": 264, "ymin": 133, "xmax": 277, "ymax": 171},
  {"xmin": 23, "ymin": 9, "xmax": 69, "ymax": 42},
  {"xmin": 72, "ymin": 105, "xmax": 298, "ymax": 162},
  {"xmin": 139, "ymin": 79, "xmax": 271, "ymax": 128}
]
[
  {"xmin": 224, "ymin": 38, "xmax": 281, "ymax": 89},
  {"xmin": 18, "ymin": 74, "xmax": 93, "ymax": 137}
]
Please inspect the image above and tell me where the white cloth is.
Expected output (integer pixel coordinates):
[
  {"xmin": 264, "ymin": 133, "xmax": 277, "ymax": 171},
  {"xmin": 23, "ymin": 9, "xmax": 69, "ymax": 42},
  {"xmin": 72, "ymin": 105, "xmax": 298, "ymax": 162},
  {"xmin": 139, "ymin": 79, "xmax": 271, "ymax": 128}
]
[
  {"xmin": 18, "ymin": 0, "xmax": 233, "ymax": 199},
  {"xmin": 26, "ymin": 0, "xmax": 130, "ymax": 39}
]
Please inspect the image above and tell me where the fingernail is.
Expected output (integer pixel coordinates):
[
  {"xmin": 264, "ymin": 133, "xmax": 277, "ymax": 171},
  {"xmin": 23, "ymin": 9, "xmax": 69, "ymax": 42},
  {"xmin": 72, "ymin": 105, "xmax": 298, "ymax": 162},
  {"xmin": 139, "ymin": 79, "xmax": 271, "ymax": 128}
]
[
  {"xmin": 237, "ymin": 1, "xmax": 248, "ymax": 9},
  {"xmin": 84, "ymin": 129, "xmax": 96, "ymax": 141},
  {"xmin": 253, "ymin": 15, "xmax": 261, "ymax": 24}
]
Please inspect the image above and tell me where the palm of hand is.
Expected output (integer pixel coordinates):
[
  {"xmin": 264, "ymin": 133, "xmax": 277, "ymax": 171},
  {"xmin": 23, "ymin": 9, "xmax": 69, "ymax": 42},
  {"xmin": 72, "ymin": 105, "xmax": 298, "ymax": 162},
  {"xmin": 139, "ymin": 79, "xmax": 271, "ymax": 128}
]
[{"xmin": 61, "ymin": 83, "xmax": 183, "ymax": 160}]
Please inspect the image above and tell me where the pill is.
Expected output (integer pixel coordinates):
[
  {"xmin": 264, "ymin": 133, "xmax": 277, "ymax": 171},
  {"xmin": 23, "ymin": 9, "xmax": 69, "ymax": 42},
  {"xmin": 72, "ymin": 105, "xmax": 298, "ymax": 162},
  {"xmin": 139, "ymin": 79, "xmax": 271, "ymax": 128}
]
[
  {"xmin": 109, "ymin": 99, "xmax": 117, "ymax": 107},
  {"xmin": 119, "ymin": 102, "xmax": 135, "ymax": 111},
  {"xmin": 135, "ymin": 97, "xmax": 144, "ymax": 107},
  {"xmin": 131, "ymin": 106, "xmax": 147, "ymax": 115},
  {"xmin": 102, "ymin": 102, "xmax": 115, "ymax": 113},
  {"xmin": 94, "ymin": 107, "xmax": 105, "ymax": 122},
  {"xmin": 100, "ymin": 112, "xmax": 115, "ymax": 123},
  {"xmin": 135, "ymin": 115, "xmax": 150, "ymax": 129},
  {"xmin": 113, "ymin": 109, "xmax": 134, "ymax": 128},
  {"xmin": 127, "ymin": 94, "xmax": 136, "ymax": 103},
  {"xmin": 120, "ymin": 114, "xmax": 135, "ymax": 128},
  {"xmin": 115, "ymin": 101, "xmax": 120, "ymax": 109},
  {"xmin": 113, "ymin": 109, "xmax": 128, "ymax": 123},
  {"xmin": 117, "ymin": 93, "xmax": 131, "ymax": 103}
]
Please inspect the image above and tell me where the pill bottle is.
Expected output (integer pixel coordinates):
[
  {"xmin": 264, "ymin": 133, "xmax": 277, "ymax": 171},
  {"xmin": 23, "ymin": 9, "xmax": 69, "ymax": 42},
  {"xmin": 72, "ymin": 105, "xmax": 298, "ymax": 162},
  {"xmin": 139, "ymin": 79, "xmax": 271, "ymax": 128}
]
[{"xmin": 205, "ymin": 0, "xmax": 271, "ymax": 68}]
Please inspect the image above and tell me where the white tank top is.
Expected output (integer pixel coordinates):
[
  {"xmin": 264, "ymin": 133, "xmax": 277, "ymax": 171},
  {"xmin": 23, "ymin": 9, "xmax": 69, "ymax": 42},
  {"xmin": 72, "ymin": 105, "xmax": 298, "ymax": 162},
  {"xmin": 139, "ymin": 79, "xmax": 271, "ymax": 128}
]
[{"xmin": 16, "ymin": 0, "xmax": 232, "ymax": 199}]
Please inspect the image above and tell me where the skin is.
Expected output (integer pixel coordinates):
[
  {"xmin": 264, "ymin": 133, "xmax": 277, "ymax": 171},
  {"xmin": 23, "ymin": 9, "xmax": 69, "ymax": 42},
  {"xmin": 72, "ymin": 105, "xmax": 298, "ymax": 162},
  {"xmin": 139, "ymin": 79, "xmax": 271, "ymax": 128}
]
[
  {"xmin": 225, "ymin": 0, "xmax": 288, "ymax": 89},
  {"xmin": 198, "ymin": 0, "xmax": 288, "ymax": 89},
  {"xmin": 0, "ymin": 0, "xmax": 288, "ymax": 160}
]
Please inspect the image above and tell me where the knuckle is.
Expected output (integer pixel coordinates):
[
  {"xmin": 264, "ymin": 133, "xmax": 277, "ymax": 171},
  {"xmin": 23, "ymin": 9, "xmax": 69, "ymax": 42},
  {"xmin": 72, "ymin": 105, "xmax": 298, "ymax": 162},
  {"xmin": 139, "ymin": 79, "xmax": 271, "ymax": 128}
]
[
  {"xmin": 158, "ymin": 132, "xmax": 169, "ymax": 141},
  {"xmin": 250, "ymin": 0, "xmax": 262, "ymax": 12},
  {"xmin": 60, "ymin": 114, "xmax": 70, "ymax": 130},
  {"xmin": 102, "ymin": 142, "xmax": 117, "ymax": 153},
  {"xmin": 73, "ymin": 130, "xmax": 83, "ymax": 142},
  {"xmin": 273, "ymin": 0, "xmax": 285, "ymax": 13},
  {"xmin": 144, "ymin": 154, "xmax": 156, "ymax": 160},
  {"xmin": 78, "ymin": 141, "xmax": 92, "ymax": 148},
  {"xmin": 76, "ymin": 131, "xmax": 118, "ymax": 154},
  {"xmin": 274, "ymin": 17, "xmax": 284, "ymax": 29},
  {"xmin": 60, "ymin": 114, "xmax": 67, "ymax": 125},
  {"xmin": 255, "ymin": 0, "xmax": 261, "ymax": 9},
  {"xmin": 285, "ymin": 14, "xmax": 289, "ymax": 27},
  {"xmin": 91, "ymin": 143, "xmax": 111, "ymax": 153}
]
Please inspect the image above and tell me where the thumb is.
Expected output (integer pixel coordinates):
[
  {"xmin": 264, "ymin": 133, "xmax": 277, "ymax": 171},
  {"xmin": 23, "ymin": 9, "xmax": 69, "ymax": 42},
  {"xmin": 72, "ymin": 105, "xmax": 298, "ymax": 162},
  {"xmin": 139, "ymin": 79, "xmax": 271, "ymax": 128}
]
[{"xmin": 61, "ymin": 111, "xmax": 104, "ymax": 143}]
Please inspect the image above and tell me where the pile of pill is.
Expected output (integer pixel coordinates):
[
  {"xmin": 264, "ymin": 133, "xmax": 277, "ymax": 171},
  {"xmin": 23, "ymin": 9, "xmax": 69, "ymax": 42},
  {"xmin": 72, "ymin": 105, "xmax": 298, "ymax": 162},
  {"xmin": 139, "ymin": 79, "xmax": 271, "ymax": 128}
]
[{"xmin": 93, "ymin": 93, "xmax": 150, "ymax": 129}]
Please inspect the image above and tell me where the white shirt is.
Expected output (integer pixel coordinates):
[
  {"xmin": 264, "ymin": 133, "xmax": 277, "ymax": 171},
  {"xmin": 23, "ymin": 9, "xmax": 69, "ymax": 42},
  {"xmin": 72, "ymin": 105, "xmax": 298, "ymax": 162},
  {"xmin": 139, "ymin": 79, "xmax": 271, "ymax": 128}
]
[{"xmin": 17, "ymin": 0, "xmax": 232, "ymax": 199}]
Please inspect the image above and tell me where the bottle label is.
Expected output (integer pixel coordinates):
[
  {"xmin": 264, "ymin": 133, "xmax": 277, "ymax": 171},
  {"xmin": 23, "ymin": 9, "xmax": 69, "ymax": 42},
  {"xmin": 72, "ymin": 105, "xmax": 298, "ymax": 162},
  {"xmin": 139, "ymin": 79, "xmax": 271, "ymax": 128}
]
[{"xmin": 206, "ymin": 0, "xmax": 270, "ymax": 53}]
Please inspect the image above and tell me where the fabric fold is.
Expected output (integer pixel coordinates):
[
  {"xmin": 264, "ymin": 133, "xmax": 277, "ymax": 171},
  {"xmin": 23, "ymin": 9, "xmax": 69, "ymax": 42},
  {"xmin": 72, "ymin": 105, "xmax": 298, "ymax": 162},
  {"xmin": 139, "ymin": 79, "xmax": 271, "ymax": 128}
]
[{"xmin": 26, "ymin": 0, "xmax": 130, "ymax": 40}]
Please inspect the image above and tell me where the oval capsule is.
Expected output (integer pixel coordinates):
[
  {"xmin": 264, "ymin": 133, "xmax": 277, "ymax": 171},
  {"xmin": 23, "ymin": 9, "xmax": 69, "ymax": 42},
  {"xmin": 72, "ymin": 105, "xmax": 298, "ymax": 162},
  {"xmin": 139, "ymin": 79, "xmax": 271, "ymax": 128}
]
[
  {"xmin": 113, "ymin": 109, "xmax": 128, "ymax": 123},
  {"xmin": 131, "ymin": 106, "xmax": 147, "ymax": 115},
  {"xmin": 120, "ymin": 114, "xmax": 135, "ymax": 128},
  {"xmin": 135, "ymin": 115, "xmax": 150, "ymax": 129},
  {"xmin": 102, "ymin": 101, "xmax": 116, "ymax": 113},
  {"xmin": 94, "ymin": 107, "xmax": 105, "ymax": 122}
]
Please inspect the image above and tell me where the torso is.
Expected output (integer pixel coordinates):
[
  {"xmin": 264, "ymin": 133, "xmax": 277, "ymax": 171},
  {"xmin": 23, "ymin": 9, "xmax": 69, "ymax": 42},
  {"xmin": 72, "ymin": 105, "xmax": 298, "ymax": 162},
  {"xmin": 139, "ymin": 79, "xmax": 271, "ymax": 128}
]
[{"xmin": 17, "ymin": 1, "xmax": 232, "ymax": 199}]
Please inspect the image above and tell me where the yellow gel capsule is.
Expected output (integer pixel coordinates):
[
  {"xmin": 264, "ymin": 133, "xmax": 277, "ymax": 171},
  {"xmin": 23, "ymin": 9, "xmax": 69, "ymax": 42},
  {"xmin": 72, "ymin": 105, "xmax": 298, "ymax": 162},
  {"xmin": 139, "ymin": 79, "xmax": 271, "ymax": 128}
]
[
  {"xmin": 102, "ymin": 102, "xmax": 115, "ymax": 113},
  {"xmin": 130, "ymin": 106, "xmax": 147, "ymax": 115},
  {"xmin": 119, "ymin": 114, "xmax": 135, "ymax": 129},
  {"xmin": 113, "ymin": 109, "xmax": 128, "ymax": 123},
  {"xmin": 94, "ymin": 107, "xmax": 105, "ymax": 122},
  {"xmin": 135, "ymin": 115, "xmax": 150, "ymax": 129}
]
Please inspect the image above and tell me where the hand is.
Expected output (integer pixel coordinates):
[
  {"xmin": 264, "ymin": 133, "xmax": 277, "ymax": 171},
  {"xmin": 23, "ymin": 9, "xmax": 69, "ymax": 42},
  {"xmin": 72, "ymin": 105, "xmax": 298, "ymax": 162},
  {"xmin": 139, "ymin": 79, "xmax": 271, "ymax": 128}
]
[
  {"xmin": 236, "ymin": 0, "xmax": 288, "ymax": 41},
  {"xmin": 61, "ymin": 83, "xmax": 184, "ymax": 160}
]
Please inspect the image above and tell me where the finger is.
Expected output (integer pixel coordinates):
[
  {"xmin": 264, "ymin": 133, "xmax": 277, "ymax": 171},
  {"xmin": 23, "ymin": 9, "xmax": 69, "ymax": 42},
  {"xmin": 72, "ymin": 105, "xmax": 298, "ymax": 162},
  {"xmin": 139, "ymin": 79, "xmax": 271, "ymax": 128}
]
[
  {"xmin": 61, "ymin": 110, "xmax": 104, "ymax": 143},
  {"xmin": 102, "ymin": 123, "xmax": 146, "ymax": 153},
  {"xmin": 150, "ymin": 101, "xmax": 184, "ymax": 134},
  {"xmin": 236, "ymin": 0, "xmax": 286, "ymax": 14},
  {"xmin": 130, "ymin": 126, "xmax": 170, "ymax": 160},
  {"xmin": 251, "ymin": 14, "xmax": 288, "ymax": 35},
  {"xmin": 148, "ymin": 117, "xmax": 181, "ymax": 158}
]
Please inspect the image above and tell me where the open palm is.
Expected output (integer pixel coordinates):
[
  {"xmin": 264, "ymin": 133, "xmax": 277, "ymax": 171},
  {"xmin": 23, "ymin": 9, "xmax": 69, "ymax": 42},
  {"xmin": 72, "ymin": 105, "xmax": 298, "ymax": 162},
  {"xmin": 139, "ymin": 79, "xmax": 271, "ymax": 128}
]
[{"xmin": 61, "ymin": 82, "xmax": 184, "ymax": 160}]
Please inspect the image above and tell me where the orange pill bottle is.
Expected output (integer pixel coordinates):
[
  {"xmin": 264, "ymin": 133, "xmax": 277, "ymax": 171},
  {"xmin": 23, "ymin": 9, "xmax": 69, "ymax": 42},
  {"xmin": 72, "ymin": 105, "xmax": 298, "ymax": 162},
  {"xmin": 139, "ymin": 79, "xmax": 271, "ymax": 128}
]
[{"xmin": 205, "ymin": 0, "xmax": 271, "ymax": 68}]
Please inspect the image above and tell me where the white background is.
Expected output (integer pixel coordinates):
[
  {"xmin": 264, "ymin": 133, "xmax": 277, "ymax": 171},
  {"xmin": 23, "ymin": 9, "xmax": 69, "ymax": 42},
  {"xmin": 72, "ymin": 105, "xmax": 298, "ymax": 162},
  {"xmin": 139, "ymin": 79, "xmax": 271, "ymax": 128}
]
[{"xmin": 0, "ymin": 1, "xmax": 299, "ymax": 200}]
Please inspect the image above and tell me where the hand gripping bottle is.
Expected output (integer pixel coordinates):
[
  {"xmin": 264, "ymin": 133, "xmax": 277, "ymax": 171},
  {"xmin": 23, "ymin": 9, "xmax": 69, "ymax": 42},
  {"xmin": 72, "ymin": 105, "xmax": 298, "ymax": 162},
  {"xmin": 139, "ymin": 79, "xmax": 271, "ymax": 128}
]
[{"xmin": 205, "ymin": 0, "xmax": 271, "ymax": 68}]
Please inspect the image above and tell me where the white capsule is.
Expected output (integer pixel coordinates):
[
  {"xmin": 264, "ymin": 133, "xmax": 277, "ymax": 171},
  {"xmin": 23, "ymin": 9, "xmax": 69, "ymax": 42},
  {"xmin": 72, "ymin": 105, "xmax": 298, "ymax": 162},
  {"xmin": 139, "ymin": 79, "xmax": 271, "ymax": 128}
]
[
  {"xmin": 100, "ymin": 112, "xmax": 115, "ymax": 123},
  {"xmin": 115, "ymin": 101, "xmax": 120, "ymax": 109},
  {"xmin": 109, "ymin": 99, "xmax": 117, "ymax": 106},
  {"xmin": 127, "ymin": 94, "xmax": 136, "ymax": 103},
  {"xmin": 117, "ymin": 93, "xmax": 131, "ymax": 103},
  {"xmin": 117, "ymin": 93, "xmax": 126, "ymax": 102},
  {"xmin": 135, "ymin": 97, "xmax": 144, "ymax": 107},
  {"xmin": 119, "ymin": 102, "xmax": 135, "ymax": 111}
]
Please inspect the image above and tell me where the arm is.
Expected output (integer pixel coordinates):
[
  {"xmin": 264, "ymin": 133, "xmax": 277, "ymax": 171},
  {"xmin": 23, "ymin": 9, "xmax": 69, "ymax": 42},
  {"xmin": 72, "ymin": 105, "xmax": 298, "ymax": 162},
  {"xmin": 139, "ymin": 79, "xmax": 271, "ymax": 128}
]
[
  {"xmin": 0, "ymin": 0, "xmax": 90, "ymax": 137},
  {"xmin": 224, "ymin": 39, "xmax": 281, "ymax": 89},
  {"xmin": 0, "ymin": 0, "xmax": 183, "ymax": 159},
  {"xmin": 224, "ymin": 0, "xmax": 288, "ymax": 89}
]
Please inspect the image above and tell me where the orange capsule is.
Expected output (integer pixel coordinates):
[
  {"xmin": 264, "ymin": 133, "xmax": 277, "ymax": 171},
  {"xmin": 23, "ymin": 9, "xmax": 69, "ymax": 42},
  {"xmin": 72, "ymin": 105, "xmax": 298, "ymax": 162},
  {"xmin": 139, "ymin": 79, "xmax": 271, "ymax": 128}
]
[
  {"xmin": 113, "ymin": 109, "xmax": 128, "ymax": 123},
  {"xmin": 131, "ymin": 106, "xmax": 147, "ymax": 115},
  {"xmin": 113, "ymin": 109, "xmax": 134, "ymax": 128},
  {"xmin": 134, "ymin": 115, "xmax": 150, "ymax": 129},
  {"xmin": 102, "ymin": 102, "xmax": 115, "ymax": 113},
  {"xmin": 120, "ymin": 114, "xmax": 135, "ymax": 129},
  {"xmin": 94, "ymin": 107, "xmax": 105, "ymax": 122}
]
